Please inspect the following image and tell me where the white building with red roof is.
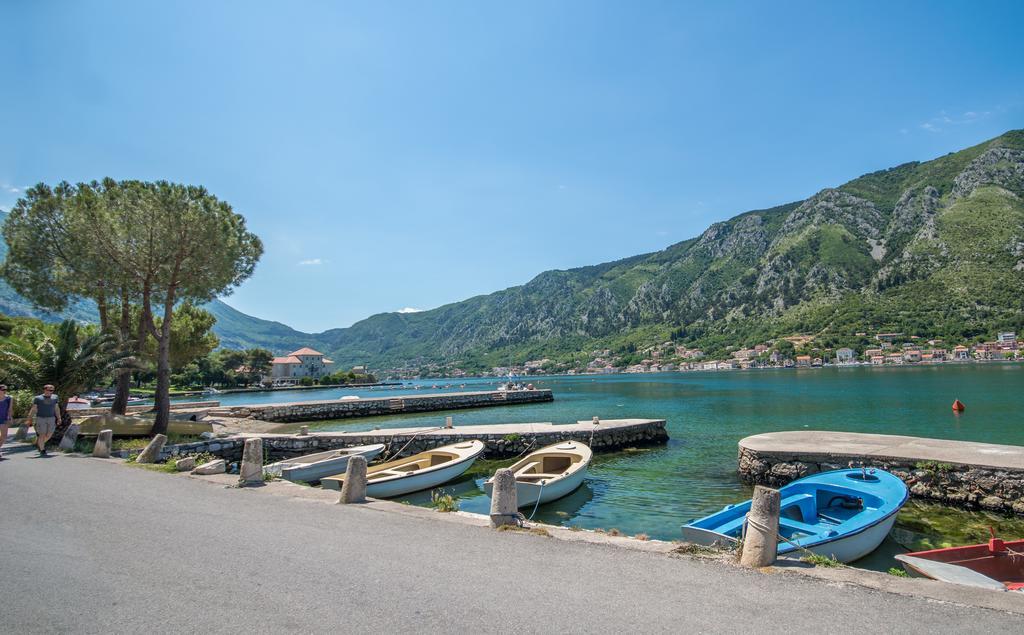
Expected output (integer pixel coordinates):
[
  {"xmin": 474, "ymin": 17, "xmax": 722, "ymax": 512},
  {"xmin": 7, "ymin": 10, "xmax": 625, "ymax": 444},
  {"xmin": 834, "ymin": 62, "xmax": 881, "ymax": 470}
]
[{"xmin": 271, "ymin": 347, "xmax": 335, "ymax": 384}]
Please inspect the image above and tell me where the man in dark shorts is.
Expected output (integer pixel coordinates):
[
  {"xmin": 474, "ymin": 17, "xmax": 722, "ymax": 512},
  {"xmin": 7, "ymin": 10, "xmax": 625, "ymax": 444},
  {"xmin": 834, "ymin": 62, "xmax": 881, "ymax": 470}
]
[
  {"xmin": 0, "ymin": 384, "xmax": 12, "ymax": 459},
  {"xmin": 28, "ymin": 384, "xmax": 61, "ymax": 456}
]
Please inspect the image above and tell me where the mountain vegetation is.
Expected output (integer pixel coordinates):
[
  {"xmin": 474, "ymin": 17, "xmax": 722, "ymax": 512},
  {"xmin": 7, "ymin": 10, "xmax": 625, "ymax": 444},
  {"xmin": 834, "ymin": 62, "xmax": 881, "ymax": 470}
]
[{"xmin": 3, "ymin": 131, "xmax": 1023, "ymax": 372}]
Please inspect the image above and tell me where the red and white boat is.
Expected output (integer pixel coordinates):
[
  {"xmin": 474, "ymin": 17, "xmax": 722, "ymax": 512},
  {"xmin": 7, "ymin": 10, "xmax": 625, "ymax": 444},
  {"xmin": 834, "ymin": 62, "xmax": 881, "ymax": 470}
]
[{"xmin": 896, "ymin": 531, "xmax": 1024, "ymax": 592}]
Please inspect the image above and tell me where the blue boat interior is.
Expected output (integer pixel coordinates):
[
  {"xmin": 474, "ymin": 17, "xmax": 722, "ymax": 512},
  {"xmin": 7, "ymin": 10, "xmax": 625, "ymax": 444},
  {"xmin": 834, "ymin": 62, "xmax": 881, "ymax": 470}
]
[{"xmin": 682, "ymin": 469, "xmax": 906, "ymax": 553}]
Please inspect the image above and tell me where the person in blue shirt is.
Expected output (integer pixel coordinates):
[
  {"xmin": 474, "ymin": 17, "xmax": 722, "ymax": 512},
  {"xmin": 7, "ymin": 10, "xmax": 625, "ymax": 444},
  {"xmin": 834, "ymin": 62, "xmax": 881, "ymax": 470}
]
[
  {"xmin": 0, "ymin": 385, "xmax": 12, "ymax": 459},
  {"xmin": 28, "ymin": 384, "xmax": 61, "ymax": 457}
]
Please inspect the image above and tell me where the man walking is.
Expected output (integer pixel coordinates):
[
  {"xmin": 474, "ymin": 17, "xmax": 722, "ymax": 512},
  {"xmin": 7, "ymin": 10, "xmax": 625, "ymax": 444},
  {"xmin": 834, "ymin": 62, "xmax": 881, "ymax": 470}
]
[
  {"xmin": 27, "ymin": 384, "xmax": 60, "ymax": 456},
  {"xmin": 0, "ymin": 385, "xmax": 12, "ymax": 459}
]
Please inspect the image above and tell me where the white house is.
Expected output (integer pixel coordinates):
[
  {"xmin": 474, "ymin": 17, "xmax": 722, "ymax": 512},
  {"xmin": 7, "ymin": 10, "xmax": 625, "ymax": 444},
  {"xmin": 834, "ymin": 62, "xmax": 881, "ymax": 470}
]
[
  {"xmin": 271, "ymin": 347, "xmax": 335, "ymax": 384},
  {"xmin": 836, "ymin": 348, "xmax": 856, "ymax": 364}
]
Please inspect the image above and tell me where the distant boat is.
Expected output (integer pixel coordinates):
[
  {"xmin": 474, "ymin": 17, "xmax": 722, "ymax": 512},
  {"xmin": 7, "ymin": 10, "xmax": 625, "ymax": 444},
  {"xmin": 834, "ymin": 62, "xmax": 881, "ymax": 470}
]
[
  {"xmin": 321, "ymin": 440, "xmax": 485, "ymax": 498},
  {"xmin": 66, "ymin": 396, "xmax": 91, "ymax": 411},
  {"xmin": 264, "ymin": 444, "xmax": 385, "ymax": 483},
  {"xmin": 896, "ymin": 532, "xmax": 1024, "ymax": 591},
  {"xmin": 682, "ymin": 468, "xmax": 908, "ymax": 563},
  {"xmin": 483, "ymin": 442, "xmax": 592, "ymax": 507}
]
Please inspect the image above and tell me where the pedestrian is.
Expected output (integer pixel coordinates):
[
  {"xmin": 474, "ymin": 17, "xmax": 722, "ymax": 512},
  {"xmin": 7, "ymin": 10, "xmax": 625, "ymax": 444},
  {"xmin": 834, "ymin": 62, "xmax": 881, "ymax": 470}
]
[
  {"xmin": 27, "ymin": 384, "xmax": 60, "ymax": 457},
  {"xmin": 0, "ymin": 385, "xmax": 12, "ymax": 459}
]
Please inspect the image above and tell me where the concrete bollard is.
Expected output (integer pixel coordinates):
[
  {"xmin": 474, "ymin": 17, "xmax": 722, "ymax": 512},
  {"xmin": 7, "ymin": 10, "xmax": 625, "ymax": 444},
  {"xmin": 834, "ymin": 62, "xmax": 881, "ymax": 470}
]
[
  {"xmin": 238, "ymin": 438, "xmax": 264, "ymax": 485},
  {"xmin": 92, "ymin": 429, "xmax": 113, "ymax": 458},
  {"xmin": 298, "ymin": 425, "xmax": 309, "ymax": 436},
  {"xmin": 135, "ymin": 434, "xmax": 167, "ymax": 464},
  {"xmin": 445, "ymin": 416, "xmax": 453, "ymax": 429},
  {"xmin": 13, "ymin": 423, "xmax": 28, "ymax": 441},
  {"xmin": 338, "ymin": 455, "xmax": 367, "ymax": 504},
  {"xmin": 740, "ymin": 485, "xmax": 781, "ymax": 568},
  {"xmin": 59, "ymin": 423, "xmax": 81, "ymax": 451},
  {"xmin": 489, "ymin": 468, "xmax": 519, "ymax": 528}
]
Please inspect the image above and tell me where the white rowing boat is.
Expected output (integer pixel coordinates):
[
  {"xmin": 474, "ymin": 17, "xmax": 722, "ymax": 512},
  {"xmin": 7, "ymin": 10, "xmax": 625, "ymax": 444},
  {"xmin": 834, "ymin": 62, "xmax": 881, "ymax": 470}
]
[
  {"xmin": 483, "ymin": 441, "xmax": 592, "ymax": 507},
  {"xmin": 264, "ymin": 444, "xmax": 385, "ymax": 482},
  {"xmin": 321, "ymin": 440, "xmax": 485, "ymax": 498}
]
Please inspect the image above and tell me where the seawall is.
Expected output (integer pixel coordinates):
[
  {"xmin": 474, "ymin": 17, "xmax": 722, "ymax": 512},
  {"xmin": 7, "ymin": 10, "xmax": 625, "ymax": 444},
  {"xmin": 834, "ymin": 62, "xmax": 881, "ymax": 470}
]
[
  {"xmin": 134, "ymin": 418, "xmax": 668, "ymax": 463},
  {"xmin": 738, "ymin": 431, "xmax": 1024, "ymax": 516},
  {"xmin": 214, "ymin": 390, "xmax": 553, "ymax": 423}
]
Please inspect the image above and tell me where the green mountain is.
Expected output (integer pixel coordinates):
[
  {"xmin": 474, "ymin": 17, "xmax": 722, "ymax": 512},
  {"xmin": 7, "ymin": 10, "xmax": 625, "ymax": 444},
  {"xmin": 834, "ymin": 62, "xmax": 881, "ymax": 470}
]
[
  {"xmin": 316, "ymin": 129, "xmax": 1024, "ymax": 367},
  {"xmin": 3, "ymin": 130, "xmax": 1023, "ymax": 367}
]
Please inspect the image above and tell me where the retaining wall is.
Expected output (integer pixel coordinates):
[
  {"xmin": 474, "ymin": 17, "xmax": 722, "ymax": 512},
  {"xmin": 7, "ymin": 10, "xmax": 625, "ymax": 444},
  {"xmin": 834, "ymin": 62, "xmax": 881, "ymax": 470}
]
[{"xmin": 738, "ymin": 446, "xmax": 1024, "ymax": 516}]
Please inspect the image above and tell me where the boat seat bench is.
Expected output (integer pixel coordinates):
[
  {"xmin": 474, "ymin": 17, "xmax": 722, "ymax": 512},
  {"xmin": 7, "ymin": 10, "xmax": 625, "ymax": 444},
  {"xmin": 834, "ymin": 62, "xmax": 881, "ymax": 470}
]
[{"xmin": 710, "ymin": 493, "xmax": 819, "ymax": 538}]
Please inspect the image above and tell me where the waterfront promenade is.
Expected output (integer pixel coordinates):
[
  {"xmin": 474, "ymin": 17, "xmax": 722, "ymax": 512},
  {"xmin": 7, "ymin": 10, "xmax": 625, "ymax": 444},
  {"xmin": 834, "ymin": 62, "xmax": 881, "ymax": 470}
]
[{"xmin": 3, "ymin": 447, "xmax": 1022, "ymax": 633}]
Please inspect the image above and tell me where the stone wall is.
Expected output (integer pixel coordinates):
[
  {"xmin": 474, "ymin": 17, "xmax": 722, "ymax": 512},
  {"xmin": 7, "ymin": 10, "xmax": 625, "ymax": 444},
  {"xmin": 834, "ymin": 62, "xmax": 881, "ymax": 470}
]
[
  {"xmin": 220, "ymin": 390, "xmax": 554, "ymax": 423},
  {"xmin": 119, "ymin": 419, "xmax": 668, "ymax": 464},
  {"xmin": 72, "ymin": 401, "xmax": 220, "ymax": 418},
  {"xmin": 738, "ymin": 446, "xmax": 1024, "ymax": 516}
]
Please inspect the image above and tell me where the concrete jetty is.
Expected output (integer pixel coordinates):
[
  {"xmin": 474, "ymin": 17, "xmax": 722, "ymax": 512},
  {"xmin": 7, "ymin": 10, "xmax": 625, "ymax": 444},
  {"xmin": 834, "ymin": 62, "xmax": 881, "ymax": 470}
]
[
  {"xmin": 739, "ymin": 431, "xmax": 1024, "ymax": 516},
  {"xmin": 140, "ymin": 418, "xmax": 669, "ymax": 463},
  {"xmin": 211, "ymin": 389, "xmax": 553, "ymax": 423}
]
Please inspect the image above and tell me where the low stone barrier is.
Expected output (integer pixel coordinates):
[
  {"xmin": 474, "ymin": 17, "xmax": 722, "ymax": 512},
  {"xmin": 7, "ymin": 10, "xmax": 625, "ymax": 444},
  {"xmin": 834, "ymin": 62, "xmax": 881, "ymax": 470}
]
[
  {"xmin": 116, "ymin": 418, "xmax": 669, "ymax": 464},
  {"xmin": 71, "ymin": 401, "xmax": 220, "ymax": 418},
  {"xmin": 738, "ymin": 432, "xmax": 1024, "ymax": 516},
  {"xmin": 218, "ymin": 390, "xmax": 554, "ymax": 423}
]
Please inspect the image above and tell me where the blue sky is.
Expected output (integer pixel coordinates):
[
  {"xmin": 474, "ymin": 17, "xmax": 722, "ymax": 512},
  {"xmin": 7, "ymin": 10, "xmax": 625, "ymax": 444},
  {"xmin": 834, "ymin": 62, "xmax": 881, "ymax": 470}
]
[{"xmin": 2, "ymin": 1, "xmax": 1022, "ymax": 332}]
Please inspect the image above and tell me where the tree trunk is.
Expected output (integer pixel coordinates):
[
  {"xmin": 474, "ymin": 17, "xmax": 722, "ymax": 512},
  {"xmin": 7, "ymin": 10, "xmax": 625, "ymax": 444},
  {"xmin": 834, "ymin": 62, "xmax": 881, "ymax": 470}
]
[
  {"xmin": 111, "ymin": 294, "xmax": 136, "ymax": 415},
  {"xmin": 151, "ymin": 293, "xmax": 175, "ymax": 436}
]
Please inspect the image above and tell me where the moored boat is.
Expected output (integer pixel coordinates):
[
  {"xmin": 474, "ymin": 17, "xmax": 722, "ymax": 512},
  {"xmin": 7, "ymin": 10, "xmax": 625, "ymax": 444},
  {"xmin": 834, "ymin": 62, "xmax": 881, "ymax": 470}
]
[
  {"xmin": 76, "ymin": 413, "xmax": 214, "ymax": 437},
  {"xmin": 321, "ymin": 440, "xmax": 485, "ymax": 498},
  {"xmin": 482, "ymin": 441, "xmax": 592, "ymax": 508},
  {"xmin": 896, "ymin": 532, "xmax": 1024, "ymax": 591},
  {"xmin": 264, "ymin": 444, "xmax": 385, "ymax": 482},
  {"xmin": 682, "ymin": 468, "xmax": 908, "ymax": 563}
]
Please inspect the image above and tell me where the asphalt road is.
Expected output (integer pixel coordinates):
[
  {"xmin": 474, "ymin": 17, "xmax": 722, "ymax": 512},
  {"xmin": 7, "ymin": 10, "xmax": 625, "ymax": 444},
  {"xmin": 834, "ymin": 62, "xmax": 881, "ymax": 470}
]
[{"xmin": 1, "ymin": 443, "xmax": 1021, "ymax": 634}]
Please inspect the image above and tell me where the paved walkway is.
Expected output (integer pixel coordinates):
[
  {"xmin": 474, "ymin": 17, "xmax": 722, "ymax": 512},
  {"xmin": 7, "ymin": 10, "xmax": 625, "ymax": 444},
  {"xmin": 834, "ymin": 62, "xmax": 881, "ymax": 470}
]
[
  {"xmin": 1, "ymin": 443, "xmax": 1022, "ymax": 633},
  {"xmin": 740, "ymin": 431, "xmax": 1024, "ymax": 470}
]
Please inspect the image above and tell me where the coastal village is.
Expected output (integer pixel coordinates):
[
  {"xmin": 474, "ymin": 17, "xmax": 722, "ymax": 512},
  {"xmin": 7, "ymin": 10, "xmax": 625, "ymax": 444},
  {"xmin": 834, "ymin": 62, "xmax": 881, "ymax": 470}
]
[{"xmin": 383, "ymin": 331, "xmax": 1021, "ymax": 380}]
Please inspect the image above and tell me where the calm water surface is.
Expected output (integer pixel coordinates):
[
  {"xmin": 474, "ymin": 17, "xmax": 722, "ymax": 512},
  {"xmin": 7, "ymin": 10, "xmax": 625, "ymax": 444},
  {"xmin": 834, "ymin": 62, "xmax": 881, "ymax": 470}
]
[{"xmin": 195, "ymin": 365, "xmax": 1024, "ymax": 559}]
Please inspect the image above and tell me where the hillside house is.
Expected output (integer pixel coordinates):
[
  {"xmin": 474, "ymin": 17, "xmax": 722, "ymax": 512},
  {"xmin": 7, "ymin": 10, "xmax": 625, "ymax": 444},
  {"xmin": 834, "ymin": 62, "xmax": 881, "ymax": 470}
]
[
  {"xmin": 953, "ymin": 346, "xmax": 971, "ymax": 361},
  {"xmin": 795, "ymin": 355, "xmax": 811, "ymax": 367},
  {"xmin": 836, "ymin": 348, "xmax": 856, "ymax": 364}
]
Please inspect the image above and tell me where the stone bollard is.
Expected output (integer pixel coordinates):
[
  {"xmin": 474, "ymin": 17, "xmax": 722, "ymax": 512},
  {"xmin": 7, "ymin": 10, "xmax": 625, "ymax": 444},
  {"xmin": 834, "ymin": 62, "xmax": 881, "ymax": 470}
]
[
  {"xmin": 338, "ymin": 455, "xmax": 367, "ymax": 504},
  {"xmin": 175, "ymin": 456, "xmax": 196, "ymax": 471},
  {"xmin": 92, "ymin": 429, "xmax": 113, "ymax": 458},
  {"xmin": 298, "ymin": 425, "xmax": 309, "ymax": 436},
  {"xmin": 489, "ymin": 468, "xmax": 519, "ymax": 528},
  {"xmin": 739, "ymin": 485, "xmax": 781, "ymax": 568},
  {"xmin": 13, "ymin": 423, "xmax": 28, "ymax": 441},
  {"xmin": 135, "ymin": 434, "xmax": 167, "ymax": 464},
  {"xmin": 445, "ymin": 416, "xmax": 453, "ymax": 429},
  {"xmin": 238, "ymin": 438, "xmax": 264, "ymax": 485},
  {"xmin": 59, "ymin": 423, "xmax": 81, "ymax": 452}
]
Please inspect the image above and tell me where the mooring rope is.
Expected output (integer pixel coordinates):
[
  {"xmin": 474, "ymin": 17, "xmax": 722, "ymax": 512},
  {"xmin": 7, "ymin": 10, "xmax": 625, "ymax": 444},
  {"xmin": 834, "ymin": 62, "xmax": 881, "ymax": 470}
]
[
  {"xmin": 744, "ymin": 515, "xmax": 849, "ymax": 567},
  {"xmin": 384, "ymin": 426, "xmax": 445, "ymax": 461},
  {"xmin": 527, "ymin": 480, "xmax": 547, "ymax": 521}
]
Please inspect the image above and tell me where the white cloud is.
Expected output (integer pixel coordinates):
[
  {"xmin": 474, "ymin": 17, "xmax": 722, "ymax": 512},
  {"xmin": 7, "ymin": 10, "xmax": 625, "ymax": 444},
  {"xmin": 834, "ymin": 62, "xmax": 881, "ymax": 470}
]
[
  {"xmin": 297, "ymin": 258, "xmax": 326, "ymax": 266},
  {"xmin": 917, "ymin": 108, "xmax": 993, "ymax": 133},
  {"xmin": 397, "ymin": 307, "xmax": 423, "ymax": 313}
]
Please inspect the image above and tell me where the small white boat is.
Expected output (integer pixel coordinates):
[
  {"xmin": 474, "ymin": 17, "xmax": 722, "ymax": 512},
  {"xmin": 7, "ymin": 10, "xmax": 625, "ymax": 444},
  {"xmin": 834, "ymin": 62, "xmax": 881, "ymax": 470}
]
[
  {"xmin": 265, "ymin": 444, "xmax": 385, "ymax": 482},
  {"xmin": 483, "ymin": 441, "xmax": 592, "ymax": 508},
  {"xmin": 321, "ymin": 440, "xmax": 485, "ymax": 498}
]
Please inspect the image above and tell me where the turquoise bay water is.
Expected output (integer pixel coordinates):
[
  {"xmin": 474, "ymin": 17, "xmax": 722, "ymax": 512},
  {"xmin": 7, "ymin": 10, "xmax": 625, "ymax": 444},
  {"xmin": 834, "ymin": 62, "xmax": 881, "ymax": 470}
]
[{"xmin": 200, "ymin": 366, "xmax": 1024, "ymax": 545}]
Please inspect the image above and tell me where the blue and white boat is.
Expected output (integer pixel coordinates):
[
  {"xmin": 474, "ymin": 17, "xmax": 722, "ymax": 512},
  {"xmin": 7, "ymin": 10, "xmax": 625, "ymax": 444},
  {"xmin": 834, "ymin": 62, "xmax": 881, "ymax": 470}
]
[{"xmin": 682, "ymin": 468, "xmax": 909, "ymax": 563}]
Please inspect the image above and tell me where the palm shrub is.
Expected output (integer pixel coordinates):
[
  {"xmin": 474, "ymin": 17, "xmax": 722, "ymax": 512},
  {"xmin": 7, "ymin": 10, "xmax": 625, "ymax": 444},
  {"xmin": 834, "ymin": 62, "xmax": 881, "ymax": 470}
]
[{"xmin": 0, "ymin": 320, "xmax": 134, "ymax": 444}]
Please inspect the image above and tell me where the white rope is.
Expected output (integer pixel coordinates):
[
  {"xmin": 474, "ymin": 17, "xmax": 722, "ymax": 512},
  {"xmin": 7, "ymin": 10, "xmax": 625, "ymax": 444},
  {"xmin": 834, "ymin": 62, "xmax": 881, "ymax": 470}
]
[
  {"xmin": 527, "ymin": 480, "xmax": 547, "ymax": 521},
  {"xmin": 384, "ymin": 426, "xmax": 445, "ymax": 461}
]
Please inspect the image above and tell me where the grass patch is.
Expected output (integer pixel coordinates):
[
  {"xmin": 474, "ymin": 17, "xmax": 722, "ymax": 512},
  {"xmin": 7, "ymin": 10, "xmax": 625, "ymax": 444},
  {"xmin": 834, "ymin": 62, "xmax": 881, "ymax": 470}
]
[
  {"xmin": 502, "ymin": 433, "xmax": 522, "ymax": 442},
  {"xmin": 567, "ymin": 525, "xmax": 582, "ymax": 532},
  {"xmin": 495, "ymin": 524, "xmax": 551, "ymax": 537},
  {"xmin": 429, "ymin": 489, "xmax": 459, "ymax": 513},
  {"xmin": 914, "ymin": 461, "xmax": 955, "ymax": 473},
  {"xmin": 672, "ymin": 543, "xmax": 724, "ymax": 556},
  {"xmin": 802, "ymin": 553, "xmax": 842, "ymax": 568},
  {"xmin": 888, "ymin": 567, "xmax": 909, "ymax": 577}
]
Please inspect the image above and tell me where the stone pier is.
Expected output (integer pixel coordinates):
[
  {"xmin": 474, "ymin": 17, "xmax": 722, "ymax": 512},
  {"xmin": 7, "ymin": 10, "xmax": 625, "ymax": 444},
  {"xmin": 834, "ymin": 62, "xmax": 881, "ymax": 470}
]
[
  {"xmin": 119, "ymin": 418, "xmax": 669, "ymax": 463},
  {"xmin": 738, "ymin": 431, "xmax": 1024, "ymax": 516},
  {"xmin": 211, "ymin": 390, "xmax": 554, "ymax": 423}
]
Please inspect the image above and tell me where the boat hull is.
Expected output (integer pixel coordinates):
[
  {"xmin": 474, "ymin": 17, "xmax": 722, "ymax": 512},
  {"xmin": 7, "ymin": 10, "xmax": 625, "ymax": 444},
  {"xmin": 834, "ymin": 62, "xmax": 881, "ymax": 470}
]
[
  {"xmin": 272, "ymin": 445, "xmax": 385, "ymax": 483},
  {"xmin": 362, "ymin": 455, "xmax": 479, "ymax": 498},
  {"xmin": 788, "ymin": 509, "xmax": 900, "ymax": 563},
  {"xmin": 483, "ymin": 465, "xmax": 588, "ymax": 507},
  {"xmin": 321, "ymin": 441, "xmax": 485, "ymax": 498}
]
